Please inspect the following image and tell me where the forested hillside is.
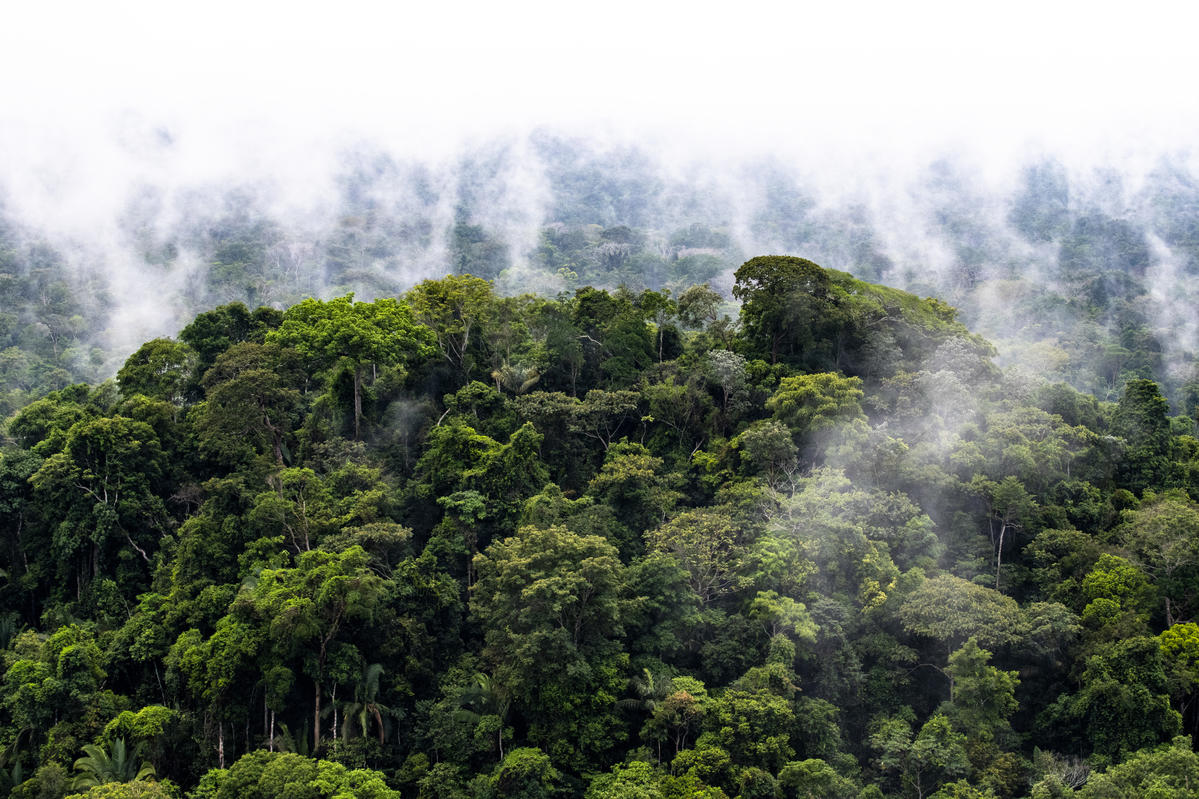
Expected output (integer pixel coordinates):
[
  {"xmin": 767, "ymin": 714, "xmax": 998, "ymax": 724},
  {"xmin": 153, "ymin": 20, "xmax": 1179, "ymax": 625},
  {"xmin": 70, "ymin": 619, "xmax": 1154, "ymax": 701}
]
[{"xmin": 1, "ymin": 255, "xmax": 1199, "ymax": 797}]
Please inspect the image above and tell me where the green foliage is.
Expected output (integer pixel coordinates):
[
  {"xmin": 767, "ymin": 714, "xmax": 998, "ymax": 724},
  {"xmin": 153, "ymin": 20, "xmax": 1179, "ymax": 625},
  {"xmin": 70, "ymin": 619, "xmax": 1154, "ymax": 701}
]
[
  {"xmin": 71, "ymin": 738, "xmax": 155, "ymax": 790},
  {"xmin": 65, "ymin": 781, "xmax": 178, "ymax": 799},
  {"xmin": 484, "ymin": 747, "xmax": 565, "ymax": 799},
  {"xmin": 2, "ymin": 257, "xmax": 1199, "ymax": 798},
  {"xmin": 766, "ymin": 372, "xmax": 866, "ymax": 440},
  {"xmin": 197, "ymin": 750, "xmax": 400, "ymax": 799},
  {"xmin": 899, "ymin": 575, "xmax": 1021, "ymax": 651},
  {"xmin": 471, "ymin": 525, "xmax": 627, "ymax": 764},
  {"xmin": 647, "ymin": 508, "xmax": 747, "ymax": 605},
  {"xmin": 1042, "ymin": 636, "xmax": 1181, "ymax": 760},
  {"xmin": 1112, "ymin": 378, "xmax": 1173, "ymax": 492},
  {"xmin": 1077, "ymin": 736, "xmax": 1199, "ymax": 798},
  {"xmin": 870, "ymin": 712, "xmax": 970, "ymax": 799},
  {"xmin": 585, "ymin": 760, "xmax": 664, "ymax": 799},
  {"xmin": 271, "ymin": 295, "xmax": 433, "ymax": 438},
  {"xmin": 117, "ymin": 339, "xmax": 196, "ymax": 405}
]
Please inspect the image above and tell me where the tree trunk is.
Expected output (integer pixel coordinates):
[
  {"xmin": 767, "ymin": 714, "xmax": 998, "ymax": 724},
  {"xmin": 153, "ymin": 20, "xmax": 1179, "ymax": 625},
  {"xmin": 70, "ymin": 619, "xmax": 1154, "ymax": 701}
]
[
  {"xmin": 353, "ymin": 365, "xmax": 362, "ymax": 440},
  {"xmin": 314, "ymin": 680, "xmax": 322, "ymax": 754},
  {"xmin": 218, "ymin": 722, "xmax": 225, "ymax": 769},
  {"xmin": 995, "ymin": 522, "xmax": 1007, "ymax": 591},
  {"xmin": 270, "ymin": 426, "xmax": 285, "ymax": 465}
]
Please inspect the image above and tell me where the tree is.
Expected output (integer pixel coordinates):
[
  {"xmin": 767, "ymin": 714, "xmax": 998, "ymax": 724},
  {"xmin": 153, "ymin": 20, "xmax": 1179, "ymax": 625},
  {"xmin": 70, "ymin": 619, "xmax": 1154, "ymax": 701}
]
[
  {"xmin": 340, "ymin": 662, "xmax": 392, "ymax": 744},
  {"xmin": 968, "ymin": 475, "xmax": 1038, "ymax": 591},
  {"xmin": 178, "ymin": 301, "xmax": 278, "ymax": 384},
  {"xmin": 70, "ymin": 739, "xmax": 155, "ymax": 790},
  {"xmin": 572, "ymin": 390, "xmax": 640, "ymax": 451},
  {"xmin": 586, "ymin": 442, "xmax": 681, "ymax": 556},
  {"xmin": 640, "ymin": 676, "xmax": 709, "ymax": 761},
  {"xmin": 1111, "ymin": 378, "xmax": 1172, "ymax": 492},
  {"xmin": 64, "ymin": 781, "xmax": 176, "ymax": 799},
  {"xmin": 871, "ymin": 713, "xmax": 970, "ymax": 799},
  {"xmin": 471, "ymin": 525, "xmax": 627, "ymax": 764},
  {"xmin": 766, "ymin": 373, "xmax": 866, "ymax": 441},
  {"xmin": 704, "ymin": 350, "xmax": 747, "ymax": 423},
  {"xmin": 166, "ymin": 616, "xmax": 262, "ymax": 767},
  {"xmin": 485, "ymin": 747, "xmax": 566, "ymax": 799},
  {"xmin": 407, "ymin": 274, "xmax": 496, "ymax": 381},
  {"xmin": 747, "ymin": 591, "xmax": 817, "ymax": 645},
  {"xmin": 899, "ymin": 575, "xmax": 1021, "ymax": 656},
  {"xmin": 777, "ymin": 759, "xmax": 858, "ymax": 799},
  {"xmin": 235, "ymin": 546, "xmax": 388, "ymax": 754},
  {"xmin": 449, "ymin": 671, "xmax": 512, "ymax": 761},
  {"xmin": 733, "ymin": 256, "xmax": 837, "ymax": 366},
  {"xmin": 1077, "ymin": 736, "xmax": 1199, "ymax": 798},
  {"xmin": 1079, "ymin": 554, "xmax": 1155, "ymax": 634},
  {"xmin": 1042, "ymin": 636, "xmax": 1181, "ymax": 760},
  {"xmin": 271, "ymin": 295, "xmax": 432, "ymax": 439},
  {"xmin": 29, "ymin": 415, "xmax": 168, "ymax": 593},
  {"xmin": 586, "ymin": 760, "xmax": 665, "ymax": 799},
  {"xmin": 195, "ymin": 750, "xmax": 401, "ymax": 799},
  {"xmin": 642, "ymin": 376, "xmax": 714, "ymax": 454},
  {"xmin": 463, "ymin": 422, "xmax": 551, "ymax": 539},
  {"xmin": 703, "ymin": 689, "xmax": 796, "ymax": 773},
  {"xmin": 1117, "ymin": 491, "xmax": 1199, "ymax": 625},
  {"xmin": 646, "ymin": 508, "xmax": 747, "ymax": 605},
  {"xmin": 677, "ymin": 283, "xmax": 729, "ymax": 342},
  {"xmin": 1159, "ymin": 622, "xmax": 1199, "ymax": 737},
  {"xmin": 3, "ymin": 626, "xmax": 107, "ymax": 753},
  {"xmin": 116, "ymin": 339, "xmax": 195, "ymax": 405},
  {"xmin": 733, "ymin": 420, "xmax": 799, "ymax": 483},
  {"xmin": 762, "ymin": 468, "xmax": 936, "ymax": 607},
  {"xmin": 942, "ymin": 638, "xmax": 1019, "ymax": 783},
  {"xmin": 196, "ymin": 342, "xmax": 303, "ymax": 465}
]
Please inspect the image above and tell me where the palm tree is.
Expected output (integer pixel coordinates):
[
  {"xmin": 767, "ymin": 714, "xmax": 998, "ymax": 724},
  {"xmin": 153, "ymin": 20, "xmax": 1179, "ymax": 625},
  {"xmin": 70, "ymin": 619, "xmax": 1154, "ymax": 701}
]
[
  {"xmin": 0, "ymin": 727, "xmax": 28, "ymax": 792},
  {"xmin": 617, "ymin": 668, "xmax": 671, "ymax": 716},
  {"xmin": 71, "ymin": 738, "xmax": 155, "ymax": 790},
  {"xmin": 491, "ymin": 362, "xmax": 541, "ymax": 394},
  {"xmin": 616, "ymin": 668, "xmax": 673, "ymax": 763},
  {"xmin": 341, "ymin": 662, "xmax": 393, "ymax": 744},
  {"xmin": 270, "ymin": 721, "xmax": 310, "ymax": 756},
  {"xmin": 454, "ymin": 672, "xmax": 511, "ymax": 759}
]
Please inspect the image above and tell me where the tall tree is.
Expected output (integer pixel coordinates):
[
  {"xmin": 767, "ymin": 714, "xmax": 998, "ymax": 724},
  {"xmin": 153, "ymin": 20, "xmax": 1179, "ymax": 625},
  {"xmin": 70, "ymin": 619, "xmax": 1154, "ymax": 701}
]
[{"xmin": 271, "ymin": 296, "xmax": 432, "ymax": 439}]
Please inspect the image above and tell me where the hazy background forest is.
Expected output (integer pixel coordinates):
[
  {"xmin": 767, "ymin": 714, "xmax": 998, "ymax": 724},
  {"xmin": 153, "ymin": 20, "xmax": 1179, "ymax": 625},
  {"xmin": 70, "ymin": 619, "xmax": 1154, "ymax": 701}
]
[{"xmin": 5, "ymin": 131, "xmax": 1199, "ymax": 415}]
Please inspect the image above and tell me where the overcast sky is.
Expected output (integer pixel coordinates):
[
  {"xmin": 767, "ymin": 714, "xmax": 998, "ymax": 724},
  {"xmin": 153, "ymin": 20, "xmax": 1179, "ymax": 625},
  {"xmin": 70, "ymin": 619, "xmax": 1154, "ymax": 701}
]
[
  {"xmin": 1, "ymin": 0, "xmax": 1197, "ymax": 239},
  {"xmin": 3, "ymin": 0, "xmax": 1197, "ymax": 158}
]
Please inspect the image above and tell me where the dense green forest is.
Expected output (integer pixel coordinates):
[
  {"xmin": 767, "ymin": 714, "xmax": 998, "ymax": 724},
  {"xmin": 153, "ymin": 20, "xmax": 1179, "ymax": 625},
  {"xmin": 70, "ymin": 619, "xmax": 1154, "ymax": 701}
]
[{"xmin": 3, "ymin": 248, "xmax": 1199, "ymax": 798}]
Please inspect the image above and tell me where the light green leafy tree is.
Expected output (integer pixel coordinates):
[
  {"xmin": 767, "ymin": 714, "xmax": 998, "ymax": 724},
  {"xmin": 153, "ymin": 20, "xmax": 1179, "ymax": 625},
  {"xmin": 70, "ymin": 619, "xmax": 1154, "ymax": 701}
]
[
  {"xmin": 234, "ymin": 546, "xmax": 388, "ymax": 754},
  {"xmin": 647, "ymin": 508, "xmax": 748, "ymax": 606},
  {"xmin": 870, "ymin": 713, "xmax": 970, "ymax": 799},
  {"xmin": 765, "ymin": 372, "xmax": 865, "ymax": 441},
  {"xmin": 271, "ymin": 295, "xmax": 432, "ymax": 438},
  {"xmin": 471, "ymin": 525, "xmax": 627, "ymax": 765}
]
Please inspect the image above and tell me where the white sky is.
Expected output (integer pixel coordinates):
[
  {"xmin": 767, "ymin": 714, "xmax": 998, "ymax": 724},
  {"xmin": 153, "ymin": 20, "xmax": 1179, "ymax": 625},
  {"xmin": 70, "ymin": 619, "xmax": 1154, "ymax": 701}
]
[{"xmin": 3, "ymin": 0, "xmax": 1198, "ymax": 159}]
